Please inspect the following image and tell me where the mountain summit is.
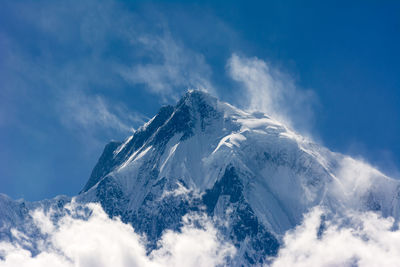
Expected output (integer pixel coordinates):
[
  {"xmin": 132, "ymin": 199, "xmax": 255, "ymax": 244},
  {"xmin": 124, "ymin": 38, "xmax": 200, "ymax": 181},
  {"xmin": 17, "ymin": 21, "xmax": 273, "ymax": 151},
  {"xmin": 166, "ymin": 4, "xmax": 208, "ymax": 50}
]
[
  {"xmin": 76, "ymin": 90, "xmax": 400, "ymax": 264},
  {"xmin": 1, "ymin": 90, "xmax": 399, "ymax": 266}
]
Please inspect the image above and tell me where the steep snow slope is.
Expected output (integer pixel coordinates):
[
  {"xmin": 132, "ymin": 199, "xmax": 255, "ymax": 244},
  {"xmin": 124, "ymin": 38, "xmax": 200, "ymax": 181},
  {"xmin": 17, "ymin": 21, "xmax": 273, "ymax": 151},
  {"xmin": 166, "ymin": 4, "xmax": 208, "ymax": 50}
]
[{"xmin": 0, "ymin": 90, "xmax": 399, "ymax": 266}]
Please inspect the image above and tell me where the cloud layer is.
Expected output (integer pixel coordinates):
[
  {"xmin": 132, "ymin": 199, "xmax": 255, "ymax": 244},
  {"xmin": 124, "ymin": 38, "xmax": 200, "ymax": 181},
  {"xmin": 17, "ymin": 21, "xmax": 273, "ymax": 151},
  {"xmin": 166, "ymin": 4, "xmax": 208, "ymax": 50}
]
[
  {"xmin": 272, "ymin": 207, "xmax": 400, "ymax": 267},
  {"xmin": 0, "ymin": 202, "xmax": 235, "ymax": 267}
]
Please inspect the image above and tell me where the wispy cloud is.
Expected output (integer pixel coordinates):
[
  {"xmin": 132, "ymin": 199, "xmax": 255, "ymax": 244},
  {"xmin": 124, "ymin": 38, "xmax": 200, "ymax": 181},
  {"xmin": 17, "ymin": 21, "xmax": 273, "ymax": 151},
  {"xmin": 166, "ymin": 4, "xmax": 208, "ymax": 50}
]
[
  {"xmin": 1, "ymin": 0, "xmax": 216, "ymax": 137},
  {"xmin": 120, "ymin": 30, "xmax": 213, "ymax": 101},
  {"xmin": 0, "ymin": 202, "xmax": 235, "ymax": 267},
  {"xmin": 60, "ymin": 92, "xmax": 146, "ymax": 136},
  {"xmin": 227, "ymin": 53, "xmax": 317, "ymax": 132}
]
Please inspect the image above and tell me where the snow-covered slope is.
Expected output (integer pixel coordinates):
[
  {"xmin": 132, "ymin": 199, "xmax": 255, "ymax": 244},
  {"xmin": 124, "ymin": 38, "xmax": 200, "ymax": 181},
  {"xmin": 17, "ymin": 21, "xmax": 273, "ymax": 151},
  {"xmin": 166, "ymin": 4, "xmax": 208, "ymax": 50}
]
[{"xmin": 1, "ymin": 90, "xmax": 399, "ymax": 266}]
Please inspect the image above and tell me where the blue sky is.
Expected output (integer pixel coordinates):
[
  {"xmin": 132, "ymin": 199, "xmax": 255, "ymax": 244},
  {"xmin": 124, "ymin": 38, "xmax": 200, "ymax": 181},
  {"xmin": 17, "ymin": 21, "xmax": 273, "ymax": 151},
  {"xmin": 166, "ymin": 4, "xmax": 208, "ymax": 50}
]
[{"xmin": 1, "ymin": 0, "xmax": 399, "ymax": 201}]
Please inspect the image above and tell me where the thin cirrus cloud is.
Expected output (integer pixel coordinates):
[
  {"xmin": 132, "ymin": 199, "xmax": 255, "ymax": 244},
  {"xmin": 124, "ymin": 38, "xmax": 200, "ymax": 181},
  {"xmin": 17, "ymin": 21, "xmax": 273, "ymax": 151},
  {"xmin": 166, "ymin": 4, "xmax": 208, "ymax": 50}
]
[
  {"xmin": 0, "ymin": 202, "xmax": 235, "ymax": 267},
  {"xmin": 1, "ymin": 0, "xmax": 215, "ymax": 138},
  {"xmin": 119, "ymin": 31, "xmax": 214, "ymax": 101},
  {"xmin": 60, "ymin": 92, "xmax": 146, "ymax": 138},
  {"xmin": 0, "ymin": 0, "xmax": 140, "ymax": 139}
]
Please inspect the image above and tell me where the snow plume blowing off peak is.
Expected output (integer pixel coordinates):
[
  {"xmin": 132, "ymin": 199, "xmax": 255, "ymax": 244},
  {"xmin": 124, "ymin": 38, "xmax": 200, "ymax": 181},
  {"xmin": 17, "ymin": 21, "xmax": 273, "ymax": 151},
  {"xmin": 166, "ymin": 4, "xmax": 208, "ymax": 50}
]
[
  {"xmin": 0, "ymin": 90, "xmax": 399, "ymax": 267},
  {"xmin": 227, "ymin": 54, "xmax": 317, "ymax": 132}
]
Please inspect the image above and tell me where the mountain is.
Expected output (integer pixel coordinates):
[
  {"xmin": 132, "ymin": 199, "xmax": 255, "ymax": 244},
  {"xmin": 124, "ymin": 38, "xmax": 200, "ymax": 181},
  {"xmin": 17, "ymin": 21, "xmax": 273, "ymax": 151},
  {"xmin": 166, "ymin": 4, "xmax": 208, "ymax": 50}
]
[{"xmin": 1, "ymin": 90, "xmax": 399, "ymax": 266}]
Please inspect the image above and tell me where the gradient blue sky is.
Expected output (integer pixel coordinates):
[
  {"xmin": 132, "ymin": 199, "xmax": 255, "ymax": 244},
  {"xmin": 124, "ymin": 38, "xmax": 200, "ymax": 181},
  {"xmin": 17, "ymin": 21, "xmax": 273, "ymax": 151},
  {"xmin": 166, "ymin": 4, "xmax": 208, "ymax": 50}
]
[{"xmin": 1, "ymin": 0, "xmax": 399, "ymax": 201}]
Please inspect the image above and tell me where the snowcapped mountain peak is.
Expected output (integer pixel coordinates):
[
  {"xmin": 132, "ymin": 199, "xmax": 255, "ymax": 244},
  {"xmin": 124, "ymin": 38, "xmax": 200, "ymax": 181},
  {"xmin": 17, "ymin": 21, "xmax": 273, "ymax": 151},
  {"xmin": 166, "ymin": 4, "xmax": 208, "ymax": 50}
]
[
  {"xmin": 80, "ymin": 90, "xmax": 398, "ymax": 221},
  {"xmin": 179, "ymin": 89, "xmax": 218, "ymax": 110},
  {"xmin": 2, "ymin": 90, "xmax": 399, "ymax": 266}
]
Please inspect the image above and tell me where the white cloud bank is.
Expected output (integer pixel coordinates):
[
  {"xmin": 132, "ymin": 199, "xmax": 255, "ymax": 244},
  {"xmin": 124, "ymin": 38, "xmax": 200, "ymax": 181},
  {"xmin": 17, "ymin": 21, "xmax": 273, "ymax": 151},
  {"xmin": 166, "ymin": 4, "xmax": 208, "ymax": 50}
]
[
  {"xmin": 0, "ymin": 202, "xmax": 235, "ymax": 267},
  {"xmin": 227, "ymin": 53, "xmax": 317, "ymax": 132},
  {"xmin": 271, "ymin": 207, "xmax": 400, "ymax": 267}
]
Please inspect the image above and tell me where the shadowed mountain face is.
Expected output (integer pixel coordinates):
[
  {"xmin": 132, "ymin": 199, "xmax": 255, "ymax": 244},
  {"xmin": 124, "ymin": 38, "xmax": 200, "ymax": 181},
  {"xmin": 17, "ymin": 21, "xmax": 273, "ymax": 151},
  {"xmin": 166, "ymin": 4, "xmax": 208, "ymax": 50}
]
[{"xmin": 1, "ymin": 90, "xmax": 399, "ymax": 266}]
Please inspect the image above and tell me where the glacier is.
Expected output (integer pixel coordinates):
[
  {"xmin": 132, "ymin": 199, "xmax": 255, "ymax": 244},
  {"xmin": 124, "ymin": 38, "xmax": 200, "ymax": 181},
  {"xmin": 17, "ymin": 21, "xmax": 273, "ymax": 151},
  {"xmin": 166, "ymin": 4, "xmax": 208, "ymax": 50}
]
[{"xmin": 0, "ymin": 90, "xmax": 399, "ymax": 266}]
